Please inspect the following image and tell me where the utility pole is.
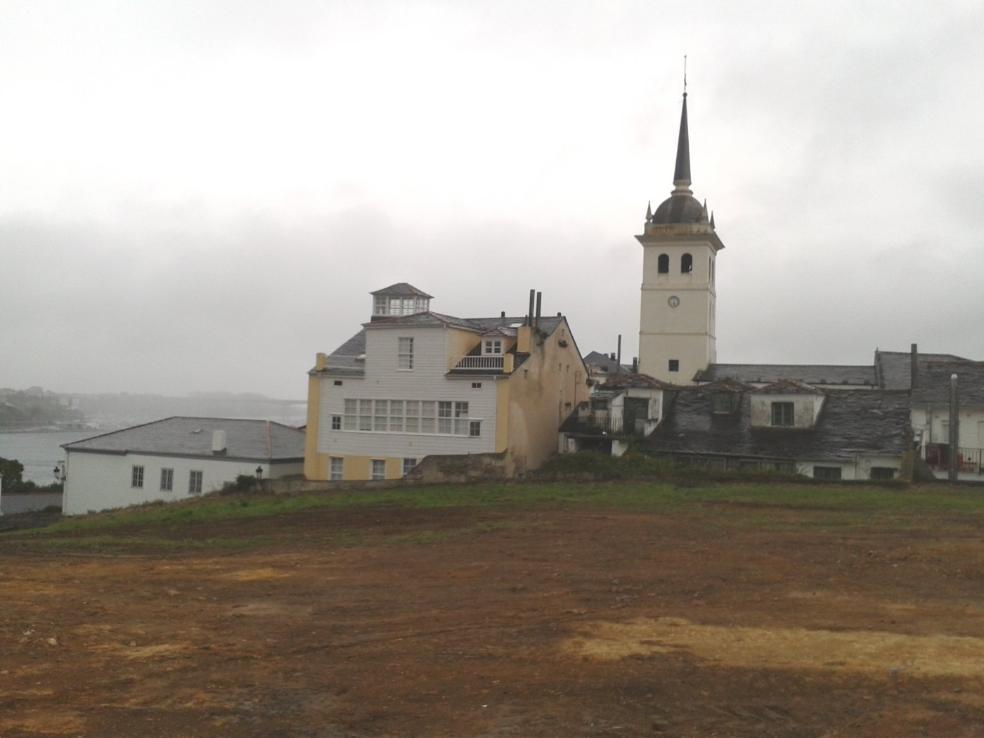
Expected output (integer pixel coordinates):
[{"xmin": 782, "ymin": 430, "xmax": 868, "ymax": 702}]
[{"xmin": 948, "ymin": 373, "xmax": 960, "ymax": 482}]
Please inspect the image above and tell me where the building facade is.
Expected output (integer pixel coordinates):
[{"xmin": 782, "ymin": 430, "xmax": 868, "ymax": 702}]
[
  {"xmin": 62, "ymin": 417, "xmax": 305, "ymax": 515},
  {"xmin": 305, "ymin": 284, "xmax": 589, "ymax": 480}
]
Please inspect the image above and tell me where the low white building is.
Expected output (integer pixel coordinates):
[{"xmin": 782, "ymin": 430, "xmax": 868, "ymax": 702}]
[{"xmin": 61, "ymin": 417, "xmax": 305, "ymax": 515}]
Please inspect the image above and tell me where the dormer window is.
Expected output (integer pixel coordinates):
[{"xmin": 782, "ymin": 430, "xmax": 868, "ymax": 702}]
[
  {"xmin": 770, "ymin": 401, "xmax": 794, "ymax": 427},
  {"xmin": 483, "ymin": 339, "xmax": 502, "ymax": 355},
  {"xmin": 711, "ymin": 393, "xmax": 738, "ymax": 415}
]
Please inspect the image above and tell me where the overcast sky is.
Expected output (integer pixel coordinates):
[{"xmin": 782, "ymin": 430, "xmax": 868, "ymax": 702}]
[{"xmin": 3, "ymin": 0, "xmax": 983, "ymax": 398}]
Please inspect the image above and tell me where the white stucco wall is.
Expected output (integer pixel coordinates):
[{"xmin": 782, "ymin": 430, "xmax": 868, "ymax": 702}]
[
  {"xmin": 912, "ymin": 407, "xmax": 984, "ymax": 448},
  {"xmin": 749, "ymin": 394, "xmax": 824, "ymax": 428},
  {"xmin": 796, "ymin": 455, "xmax": 902, "ymax": 480},
  {"xmin": 316, "ymin": 325, "xmax": 499, "ymax": 459},
  {"xmin": 63, "ymin": 451, "xmax": 301, "ymax": 515}
]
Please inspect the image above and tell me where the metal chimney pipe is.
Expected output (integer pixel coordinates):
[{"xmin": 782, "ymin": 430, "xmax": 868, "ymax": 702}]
[
  {"xmin": 948, "ymin": 373, "xmax": 959, "ymax": 482},
  {"xmin": 616, "ymin": 334, "xmax": 622, "ymax": 373},
  {"xmin": 910, "ymin": 343, "xmax": 918, "ymax": 389},
  {"xmin": 534, "ymin": 291, "xmax": 542, "ymax": 330},
  {"xmin": 527, "ymin": 289, "xmax": 535, "ymax": 327}
]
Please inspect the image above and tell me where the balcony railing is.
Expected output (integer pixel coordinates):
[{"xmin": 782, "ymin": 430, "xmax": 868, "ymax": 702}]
[
  {"xmin": 454, "ymin": 355, "xmax": 505, "ymax": 370},
  {"xmin": 925, "ymin": 444, "xmax": 984, "ymax": 475}
]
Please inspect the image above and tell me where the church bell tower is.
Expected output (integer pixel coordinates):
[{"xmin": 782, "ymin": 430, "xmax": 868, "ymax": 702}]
[{"xmin": 637, "ymin": 90, "xmax": 725, "ymax": 383}]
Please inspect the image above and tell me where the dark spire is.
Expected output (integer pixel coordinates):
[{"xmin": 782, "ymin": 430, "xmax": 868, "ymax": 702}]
[
  {"xmin": 646, "ymin": 201, "xmax": 652, "ymax": 221},
  {"xmin": 673, "ymin": 93, "xmax": 691, "ymax": 191}
]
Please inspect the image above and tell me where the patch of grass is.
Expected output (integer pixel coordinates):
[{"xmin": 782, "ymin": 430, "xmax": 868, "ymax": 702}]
[
  {"xmin": 6, "ymin": 535, "xmax": 260, "ymax": 553},
  {"xmin": 6, "ymin": 480, "xmax": 984, "ymax": 543}
]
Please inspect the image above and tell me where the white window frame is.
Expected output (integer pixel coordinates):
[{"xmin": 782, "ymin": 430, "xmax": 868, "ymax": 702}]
[
  {"xmin": 343, "ymin": 399, "xmax": 357, "ymax": 431},
  {"xmin": 330, "ymin": 457, "xmax": 343, "ymax": 481},
  {"xmin": 398, "ymin": 337, "xmax": 414, "ymax": 370},
  {"xmin": 371, "ymin": 459, "xmax": 386, "ymax": 480},
  {"xmin": 131, "ymin": 465, "xmax": 144, "ymax": 489},
  {"xmin": 188, "ymin": 470, "xmax": 203, "ymax": 495},
  {"xmin": 160, "ymin": 467, "xmax": 174, "ymax": 491},
  {"xmin": 331, "ymin": 414, "xmax": 341, "ymax": 430},
  {"xmin": 483, "ymin": 339, "xmax": 502, "ymax": 355},
  {"xmin": 771, "ymin": 401, "xmax": 795, "ymax": 427},
  {"xmin": 402, "ymin": 457, "xmax": 417, "ymax": 477},
  {"xmin": 341, "ymin": 397, "xmax": 480, "ymax": 436}
]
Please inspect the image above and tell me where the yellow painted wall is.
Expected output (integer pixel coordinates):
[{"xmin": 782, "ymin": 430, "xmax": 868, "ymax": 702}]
[
  {"xmin": 303, "ymin": 372, "xmax": 328, "ymax": 480},
  {"xmin": 504, "ymin": 319, "xmax": 589, "ymax": 474},
  {"xmin": 445, "ymin": 327, "xmax": 482, "ymax": 369}
]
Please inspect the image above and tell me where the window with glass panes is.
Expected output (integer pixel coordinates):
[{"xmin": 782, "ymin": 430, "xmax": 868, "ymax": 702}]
[
  {"xmin": 131, "ymin": 465, "xmax": 144, "ymax": 488},
  {"xmin": 330, "ymin": 457, "xmax": 343, "ymax": 481},
  {"xmin": 339, "ymin": 399, "xmax": 475, "ymax": 435},
  {"xmin": 398, "ymin": 337, "xmax": 414, "ymax": 369},
  {"xmin": 371, "ymin": 459, "xmax": 386, "ymax": 480}
]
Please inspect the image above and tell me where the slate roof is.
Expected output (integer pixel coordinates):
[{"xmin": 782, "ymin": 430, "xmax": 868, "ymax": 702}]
[
  {"xmin": 695, "ymin": 363, "xmax": 876, "ymax": 387},
  {"xmin": 646, "ymin": 389, "xmax": 912, "ymax": 462},
  {"xmin": 753, "ymin": 379, "xmax": 824, "ymax": 395},
  {"xmin": 583, "ymin": 351, "xmax": 632, "ymax": 374},
  {"xmin": 63, "ymin": 417, "xmax": 305, "ymax": 461},
  {"xmin": 911, "ymin": 361, "xmax": 984, "ymax": 408},
  {"xmin": 317, "ymin": 315, "xmax": 566, "ymax": 376},
  {"xmin": 875, "ymin": 350, "xmax": 969, "ymax": 391},
  {"xmin": 370, "ymin": 282, "xmax": 433, "ymax": 298},
  {"xmin": 598, "ymin": 372, "xmax": 671, "ymax": 390}
]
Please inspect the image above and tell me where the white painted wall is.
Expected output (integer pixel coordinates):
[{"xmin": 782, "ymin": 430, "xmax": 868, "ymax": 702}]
[
  {"xmin": 913, "ymin": 407, "xmax": 984, "ymax": 447},
  {"xmin": 317, "ymin": 325, "xmax": 499, "ymax": 459},
  {"xmin": 63, "ymin": 451, "xmax": 301, "ymax": 515},
  {"xmin": 795, "ymin": 455, "xmax": 902, "ymax": 480},
  {"xmin": 749, "ymin": 394, "xmax": 825, "ymax": 428}
]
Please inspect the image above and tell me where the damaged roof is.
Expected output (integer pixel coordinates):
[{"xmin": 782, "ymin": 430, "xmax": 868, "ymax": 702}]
[
  {"xmin": 646, "ymin": 389, "xmax": 911, "ymax": 462},
  {"xmin": 875, "ymin": 350, "xmax": 970, "ymax": 391},
  {"xmin": 695, "ymin": 363, "xmax": 876, "ymax": 387},
  {"xmin": 911, "ymin": 361, "xmax": 984, "ymax": 408}
]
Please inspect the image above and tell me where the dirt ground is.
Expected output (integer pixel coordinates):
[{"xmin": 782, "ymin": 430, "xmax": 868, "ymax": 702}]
[{"xmin": 2, "ymin": 492, "xmax": 984, "ymax": 737}]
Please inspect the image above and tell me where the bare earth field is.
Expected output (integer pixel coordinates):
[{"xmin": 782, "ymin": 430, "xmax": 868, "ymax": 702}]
[{"xmin": 2, "ymin": 481, "xmax": 984, "ymax": 737}]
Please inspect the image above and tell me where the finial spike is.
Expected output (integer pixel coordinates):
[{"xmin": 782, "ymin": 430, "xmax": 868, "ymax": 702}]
[
  {"xmin": 710, "ymin": 210, "xmax": 716, "ymax": 228},
  {"xmin": 646, "ymin": 201, "xmax": 652, "ymax": 220},
  {"xmin": 683, "ymin": 54, "xmax": 687, "ymax": 96}
]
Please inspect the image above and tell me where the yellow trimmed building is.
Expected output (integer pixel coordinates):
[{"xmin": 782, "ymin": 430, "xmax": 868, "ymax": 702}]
[{"xmin": 304, "ymin": 283, "xmax": 589, "ymax": 480}]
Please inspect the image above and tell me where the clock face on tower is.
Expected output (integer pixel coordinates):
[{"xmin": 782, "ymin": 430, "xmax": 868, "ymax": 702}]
[{"xmin": 667, "ymin": 295, "xmax": 681, "ymax": 309}]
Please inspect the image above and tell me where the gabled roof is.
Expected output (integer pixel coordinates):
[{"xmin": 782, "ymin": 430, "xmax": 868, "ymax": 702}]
[
  {"xmin": 695, "ymin": 378, "xmax": 753, "ymax": 394},
  {"xmin": 370, "ymin": 282, "xmax": 433, "ymax": 298},
  {"xmin": 63, "ymin": 417, "xmax": 305, "ymax": 461},
  {"xmin": 599, "ymin": 372, "xmax": 671, "ymax": 390},
  {"xmin": 752, "ymin": 379, "xmax": 824, "ymax": 395},
  {"xmin": 875, "ymin": 349, "xmax": 970, "ymax": 391},
  {"xmin": 911, "ymin": 361, "xmax": 984, "ymax": 408},
  {"xmin": 647, "ymin": 389, "xmax": 911, "ymax": 462},
  {"xmin": 316, "ymin": 315, "xmax": 569, "ymax": 376},
  {"xmin": 583, "ymin": 351, "xmax": 632, "ymax": 374},
  {"xmin": 695, "ymin": 363, "xmax": 876, "ymax": 387}
]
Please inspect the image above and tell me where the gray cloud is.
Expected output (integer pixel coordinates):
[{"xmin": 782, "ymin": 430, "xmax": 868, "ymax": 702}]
[{"xmin": 2, "ymin": 1, "xmax": 982, "ymax": 397}]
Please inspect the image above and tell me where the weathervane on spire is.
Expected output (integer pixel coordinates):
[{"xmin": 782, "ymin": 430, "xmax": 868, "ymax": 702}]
[{"xmin": 683, "ymin": 54, "xmax": 687, "ymax": 97}]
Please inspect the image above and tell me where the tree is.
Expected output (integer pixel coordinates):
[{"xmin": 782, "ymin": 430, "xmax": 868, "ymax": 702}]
[{"xmin": 0, "ymin": 457, "xmax": 24, "ymax": 492}]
